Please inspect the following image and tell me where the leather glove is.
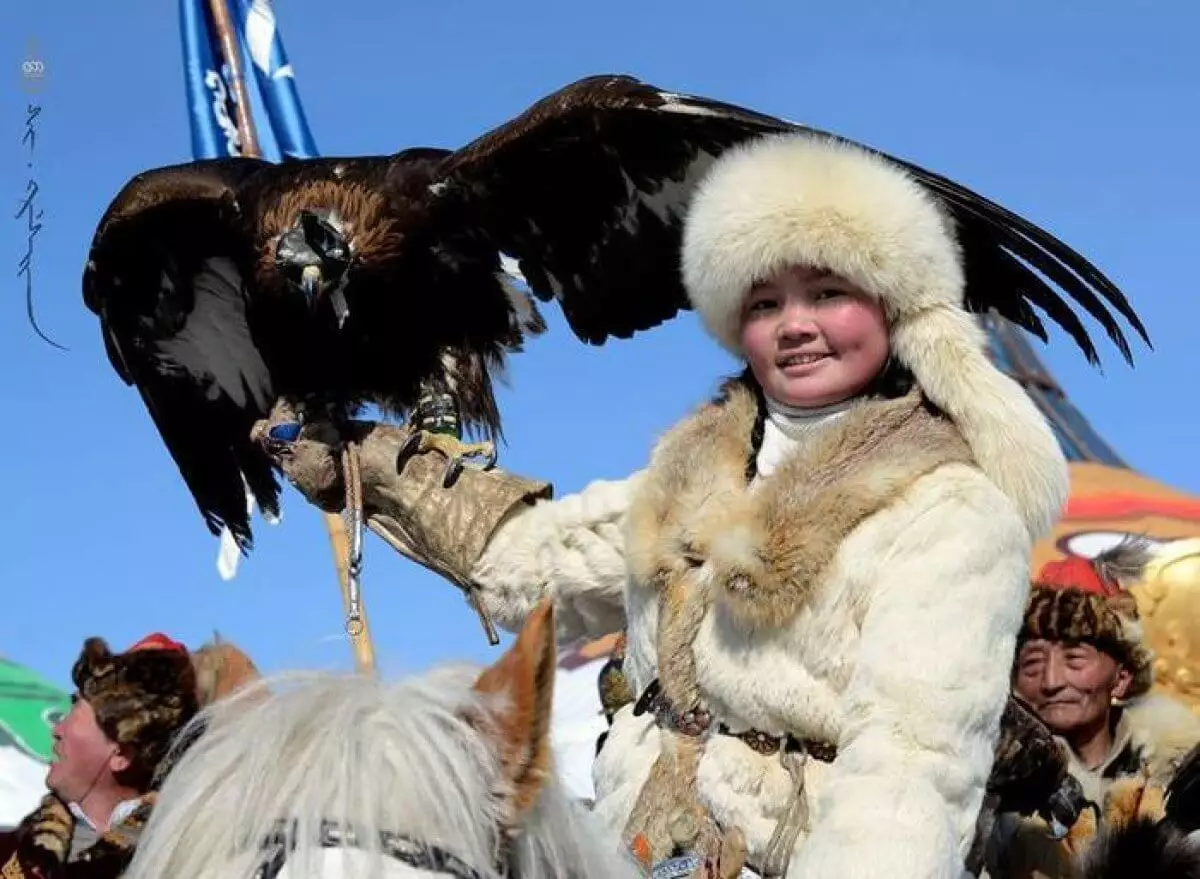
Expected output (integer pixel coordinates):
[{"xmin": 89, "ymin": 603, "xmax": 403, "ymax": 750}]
[{"xmin": 251, "ymin": 405, "xmax": 552, "ymax": 589}]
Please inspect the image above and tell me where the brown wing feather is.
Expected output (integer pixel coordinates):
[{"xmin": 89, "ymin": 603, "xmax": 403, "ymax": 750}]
[
  {"xmin": 431, "ymin": 74, "xmax": 1147, "ymax": 365},
  {"xmin": 83, "ymin": 157, "xmax": 282, "ymax": 553},
  {"xmin": 433, "ymin": 75, "xmax": 799, "ymax": 344},
  {"xmin": 988, "ymin": 694, "xmax": 1070, "ymax": 814},
  {"xmin": 85, "ymin": 158, "xmax": 268, "ymax": 294}
]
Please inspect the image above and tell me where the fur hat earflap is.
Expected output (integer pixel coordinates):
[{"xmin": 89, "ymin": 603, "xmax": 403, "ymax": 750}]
[
  {"xmin": 1021, "ymin": 541, "xmax": 1156, "ymax": 698},
  {"xmin": 680, "ymin": 132, "xmax": 1068, "ymax": 538},
  {"xmin": 71, "ymin": 633, "xmax": 200, "ymax": 789}
]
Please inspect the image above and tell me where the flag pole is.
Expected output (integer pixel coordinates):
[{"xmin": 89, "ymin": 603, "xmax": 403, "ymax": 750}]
[
  {"xmin": 206, "ymin": 0, "xmax": 261, "ymax": 158},
  {"xmin": 206, "ymin": 0, "xmax": 376, "ymax": 675}
]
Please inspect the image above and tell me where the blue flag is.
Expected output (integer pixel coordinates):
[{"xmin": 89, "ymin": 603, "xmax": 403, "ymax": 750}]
[
  {"xmin": 231, "ymin": 0, "xmax": 320, "ymax": 160},
  {"xmin": 178, "ymin": 0, "xmax": 245, "ymax": 158}
]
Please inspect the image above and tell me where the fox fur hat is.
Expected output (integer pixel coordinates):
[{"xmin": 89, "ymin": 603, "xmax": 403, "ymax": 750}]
[
  {"xmin": 71, "ymin": 632, "xmax": 261, "ymax": 789},
  {"xmin": 71, "ymin": 632, "xmax": 200, "ymax": 789},
  {"xmin": 680, "ymin": 132, "xmax": 1069, "ymax": 538},
  {"xmin": 1019, "ymin": 540, "xmax": 1156, "ymax": 698}
]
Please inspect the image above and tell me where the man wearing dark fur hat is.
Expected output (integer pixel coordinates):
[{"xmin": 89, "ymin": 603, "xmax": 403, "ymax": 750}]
[
  {"xmin": 987, "ymin": 542, "xmax": 1200, "ymax": 878},
  {"xmin": 0, "ymin": 632, "xmax": 250, "ymax": 878}
]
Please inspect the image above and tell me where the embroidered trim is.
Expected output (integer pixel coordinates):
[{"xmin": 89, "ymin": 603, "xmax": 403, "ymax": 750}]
[
  {"xmin": 651, "ymin": 853, "xmax": 763, "ymax": 879},
  {"xmin": 252, "ymin": 819, "xmax": 498, "ymax": 879}
]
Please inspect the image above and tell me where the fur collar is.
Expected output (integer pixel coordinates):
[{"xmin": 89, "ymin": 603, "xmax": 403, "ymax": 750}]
[
  {"xmin": 1122, "ymin": 694, "xmax": 1200, "ymax": 781},
  {"xmin": 626, "ymin": 379, "xmax": 974, "ymax": 708}
]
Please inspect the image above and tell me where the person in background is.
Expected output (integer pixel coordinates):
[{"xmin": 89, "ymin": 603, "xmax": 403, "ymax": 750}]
[
  {"xmin": 0, "ymin": 633, "xmax": 258, "ymax": 878},
  {"xmin": 988, "ymin": 541, "xmax": 1200, "ymax": 877}
]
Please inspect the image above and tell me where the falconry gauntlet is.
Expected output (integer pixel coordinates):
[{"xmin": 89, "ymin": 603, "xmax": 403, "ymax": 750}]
[{"xmin": 251, "ymin": 405, "xmax": 552, "ymax": 592}]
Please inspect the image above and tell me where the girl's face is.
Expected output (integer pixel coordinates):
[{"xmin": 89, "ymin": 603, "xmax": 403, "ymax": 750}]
[{"xmin": 739, "ymin": 264, "xmax": 890, "ymax": 408}]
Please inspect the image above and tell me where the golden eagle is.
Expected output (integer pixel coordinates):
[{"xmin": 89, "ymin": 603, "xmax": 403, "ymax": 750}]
[{"xmin": 83, "ymin": 74, "xmax": 1148, "ymax": 557}]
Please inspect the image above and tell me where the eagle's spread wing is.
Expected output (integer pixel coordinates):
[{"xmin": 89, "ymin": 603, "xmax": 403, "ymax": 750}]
[
  {"xmin": 433, "ymin": 75, "xmax": 791, "ymax": 344},
  {"xmin": 435, "ymin": 74, "xmax": 1146, "ymax": 363},
  {"xmin": 84, "ymin": 158, "xmax": 281, "ymax": 553},
  {"xmin": 898, "ymin": 162, "xmax": 1148, "ymax": 364}
]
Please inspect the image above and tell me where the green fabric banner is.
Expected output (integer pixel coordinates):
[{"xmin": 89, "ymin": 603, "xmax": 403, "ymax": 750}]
[{"xmin": 0, "ymin": 658, "xmax": 69, "ymax": 763}]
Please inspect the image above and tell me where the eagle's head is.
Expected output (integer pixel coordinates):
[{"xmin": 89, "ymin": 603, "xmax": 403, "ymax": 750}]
[{"xmin": 274, "ymin": 209, "xmax": 354, "ymax": 326}]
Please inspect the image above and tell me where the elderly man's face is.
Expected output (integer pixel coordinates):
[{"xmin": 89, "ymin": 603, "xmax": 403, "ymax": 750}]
[
  {"xmin": 1014, "ymin": 639, "xmax": 1133, "ymax": 736},
  {"xmin": 46, "ymin": 696, "xmax": 126, "ymax": 803}
]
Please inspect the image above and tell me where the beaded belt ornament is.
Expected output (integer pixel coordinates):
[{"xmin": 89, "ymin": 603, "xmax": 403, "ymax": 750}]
[{"xmin": 633, "ymin": 679, "xmax": 837, "ymax": 763}]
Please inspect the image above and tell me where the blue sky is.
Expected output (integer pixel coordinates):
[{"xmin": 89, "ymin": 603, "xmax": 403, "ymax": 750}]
[{"xmin": 1, "ymin": 0, "xmax": 1196, "ymax": 689}]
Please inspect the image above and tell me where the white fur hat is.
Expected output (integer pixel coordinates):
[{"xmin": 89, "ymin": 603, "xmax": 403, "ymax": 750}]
[{"xmin": 680, "ymin": 132, "xmax": 1069, "ymax": 538}]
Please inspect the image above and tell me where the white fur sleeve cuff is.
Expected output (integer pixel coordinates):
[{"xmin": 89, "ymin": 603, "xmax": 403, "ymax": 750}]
[{"xmin": 470, "ymin": 472, "xmax": 643, "ymax": 643}]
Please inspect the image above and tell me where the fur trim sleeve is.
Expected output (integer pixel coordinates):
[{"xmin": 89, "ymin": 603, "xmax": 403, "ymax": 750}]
[
  {"xmin": 790, "ymin": 467, "xmax": 1032, "ymax": 878},
  {"xmin": 469, "ymin": 473, "xmax": 642, "ymax": 643},
  {"xmin": 1124, "ymin": 693, "xmax": 1200, "ymax": 780}
]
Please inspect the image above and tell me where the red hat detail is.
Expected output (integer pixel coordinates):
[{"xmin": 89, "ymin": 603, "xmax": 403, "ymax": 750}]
[
  {"xmin": 128, "ymin": 632, "xmax": 189, "ymax": 654},
  {"xmin": 1035, "ymin": 556, "xmax": 1116, "ymax": 596}
]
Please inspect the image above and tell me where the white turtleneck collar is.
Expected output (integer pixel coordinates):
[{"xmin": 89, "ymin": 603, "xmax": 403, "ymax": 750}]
[
  {"xmin": 755, "ymin": 394, "xmax": 855, "ymax": 481},
  {"xmin": 765, "ymin": 395, "xmax": 855, "ymax": 436}
]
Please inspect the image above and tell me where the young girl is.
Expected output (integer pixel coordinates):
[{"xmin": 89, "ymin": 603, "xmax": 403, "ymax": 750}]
[{"xmin": 306, "ymin": 134, "xmax": 1073, "ymax": 877}]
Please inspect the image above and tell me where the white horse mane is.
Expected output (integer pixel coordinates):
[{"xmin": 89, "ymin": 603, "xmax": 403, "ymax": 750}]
[{"xmin": 125, "ymin": 665, "xmax": 638, "ymax": 879}]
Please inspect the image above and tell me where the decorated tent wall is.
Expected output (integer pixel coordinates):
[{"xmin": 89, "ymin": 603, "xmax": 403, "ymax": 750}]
[
  {"xmin": 1034, "ymin": 463, "xmax": 1200, "ymax": 571},
  {"xmin": 985, "ymin": 313, "xmax": 1200, "ymax": 571}
]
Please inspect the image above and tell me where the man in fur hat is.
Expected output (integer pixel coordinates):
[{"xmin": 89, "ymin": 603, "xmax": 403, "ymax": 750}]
[
  {"xmin": 987, "ymin": 542, "xmax": 1200, "ymax": 877},
  {"xmin": 0, "ymin": 633, "xmax": 258, "ymax": 878}
]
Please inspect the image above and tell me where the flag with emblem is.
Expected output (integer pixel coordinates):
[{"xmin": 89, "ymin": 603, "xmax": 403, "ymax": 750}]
[
  {"xmin": 179, "ymin": 0, "xmax": 245, "ymax": 158},
  {"xmin": 230, "ymin": 0, "xmax": 319, "ymax": 159}
]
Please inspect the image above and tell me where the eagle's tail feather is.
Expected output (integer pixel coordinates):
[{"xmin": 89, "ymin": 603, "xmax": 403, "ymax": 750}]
[{"xmin": 1081, "ymin": 817, "xmax": 1200, "ymax": 879}]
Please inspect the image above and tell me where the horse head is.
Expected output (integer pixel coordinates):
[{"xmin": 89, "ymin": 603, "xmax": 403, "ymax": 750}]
[{"xmin": 124, "ymin": 601, "xmax": 640, "ymax": 879}]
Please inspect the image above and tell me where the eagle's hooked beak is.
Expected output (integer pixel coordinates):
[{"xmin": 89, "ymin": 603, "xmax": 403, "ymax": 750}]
[
  {"xmin": 275, "ymin": 209, "xmax": 352, "ymax": 326},
  {"xmin": 300, "ymin": 265, "xmax": 323, "ymax": 311}
]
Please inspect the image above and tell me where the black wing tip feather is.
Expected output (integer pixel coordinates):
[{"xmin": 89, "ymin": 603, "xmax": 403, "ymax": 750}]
[
  {"xmin": 197, "ymin": 468, "xmax": 280, "ymax": 557},
  {"xmin": 906, "ymin": 165, "xmax": 1150, "ymax": 366},
  {"xmin": 446, "ymin": 71, "xmax": 1150, "ymax": 371},
  {"xmin": 1166, "ymin": 742, "xmax": 1200, "ymax": 833},
  {"xmin": 1081, "ymin": 816, "xmax": 1200, "ymax": 879},
  {"xmin": 203, "ymin": 510, "xmax": 252, "ymax": 553},
  {"xmin": 660, "ymin": 78, "xmax": 1154, "ymax": 368}
]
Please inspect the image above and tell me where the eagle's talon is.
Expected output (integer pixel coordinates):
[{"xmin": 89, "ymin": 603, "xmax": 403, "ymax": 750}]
[
  {"xmin": 442, "ymin": 458, "xmax": 465, "ymax": 489},
  {"xmin": 396, "ymin": 430, "xmax": 424, "ymax": 469},
  {"xmin": 394, "ymin": 428, "xmax": 496, "ymax": 483}
]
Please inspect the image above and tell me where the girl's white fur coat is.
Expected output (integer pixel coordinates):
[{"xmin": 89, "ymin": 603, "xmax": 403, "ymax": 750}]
[
  {"xmin": 469, "ymin": 133, "xmax": 1072, "ymax": 877},
  {"xmin": 473, "ymin": 404, "xmax": 1049, "ymax": 878}
]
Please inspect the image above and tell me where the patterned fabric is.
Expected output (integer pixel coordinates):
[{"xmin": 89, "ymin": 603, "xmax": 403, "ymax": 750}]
[
  {"xmin": 0, "ymin": 793, "xmax": 154, "ymax": 879},
  {"xmin": 650, "ymin": 854, "xmax": 762, "ymax": 878},
  {"xmin": 250, "ymin": 820, "xmax": 494, "ymax": 879}
]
